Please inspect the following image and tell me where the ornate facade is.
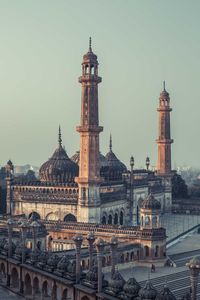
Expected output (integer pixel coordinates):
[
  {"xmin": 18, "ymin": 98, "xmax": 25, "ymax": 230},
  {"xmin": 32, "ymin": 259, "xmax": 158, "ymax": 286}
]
[{"xmin": 5, "ymin": 40, "xmax": 173, "ymax": 225}]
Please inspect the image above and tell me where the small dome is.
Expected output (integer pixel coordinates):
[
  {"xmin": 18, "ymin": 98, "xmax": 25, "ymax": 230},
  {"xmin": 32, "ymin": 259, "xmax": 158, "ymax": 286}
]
[
  {"xmin": 139, "ymin": 280, "xmax": 157, "ymax": 300},
  {"xmin": 109, "ymin": 270, "xmax": 125, "ymax": 293},
  {"xmin": 123, "ymin": 277, "xmax": 141, "ymax": 297},
  {"xmin": 83, "ymin": 38, "xmax": 98, "ymax": 63},
  {"xmin": 142, "ymin": 194, "xmax": 161, "ymax": 210},
  {"xmin": 156, "ymin": 285, "xmax": 176, "ymax": 300},
  {"xmin": 39, "ymin": 128, "xmax": 78, "ymax": 183},
  {"xmin": 47, "ymin": 254, "xmax": 60, "ymax": 268},
  {"xmin": 101, "ymin": 135, "xmax": 127, "ymax": 181},
  {"xmin": 57, "ymin": 255, "xmax": 70, "ymax": 272},
  {"xmin": 85, "ymin": 265, "xmax": 98, "ymax": 282}
]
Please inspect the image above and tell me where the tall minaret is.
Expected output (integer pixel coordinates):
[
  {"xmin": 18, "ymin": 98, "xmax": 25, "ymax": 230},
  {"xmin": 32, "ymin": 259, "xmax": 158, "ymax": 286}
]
[
  {"xmin": 76, "ymin": 38, "xmax": 103, "ymax": 223},
  {"xmin": 156, "ymin": 81, "xmax": 173, "ymax": 175},
  {"xmin": 156, "ymin": 82, "xmax": 173, "ymax": 211}
]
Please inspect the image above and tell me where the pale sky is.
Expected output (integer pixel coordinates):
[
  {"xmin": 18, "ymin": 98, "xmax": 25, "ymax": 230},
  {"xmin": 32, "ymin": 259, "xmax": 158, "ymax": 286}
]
[{"xmin": 0, "ymin": 0, "xmax": 199, "ymax": 169}]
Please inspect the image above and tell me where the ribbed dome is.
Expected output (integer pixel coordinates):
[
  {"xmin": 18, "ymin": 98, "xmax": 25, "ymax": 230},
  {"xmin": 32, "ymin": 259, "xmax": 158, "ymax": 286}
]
[
  {"xmin": 101, "ymin": 135, "xmax": 127, "ymax": 181},
  {"xmin": 156, "ymin": 285, "xmax": 176, "ymax": 300},
  {"xmin": 123, "ymin": 277, "xmax": 141, "ymax": 297},
  {"xmin": 83, "ymin": 38, "xmax": 98, "ymax": 62},
  {"xmin": 39, "ymin": 127, "xmax": 78, "ymax": 183},
  {"xmin": 139, "ymin": 280, "xmax": 157, "ymax": 300},
  {"xmin": 142, "ymin": 194, "xmax": 161, "ymax": 210}
]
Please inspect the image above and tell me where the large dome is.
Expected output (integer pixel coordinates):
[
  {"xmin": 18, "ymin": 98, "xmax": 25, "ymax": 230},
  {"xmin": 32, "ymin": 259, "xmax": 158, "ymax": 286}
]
[{"xmin": 39, "ymin": 128, "xmax": 79, "ymax": 183}]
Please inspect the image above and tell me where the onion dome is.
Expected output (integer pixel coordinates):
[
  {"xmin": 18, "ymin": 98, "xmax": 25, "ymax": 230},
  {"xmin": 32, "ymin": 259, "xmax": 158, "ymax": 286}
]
[
  {"xmin": 123, "ymin": 277, "xmax": 141, "ymax": 297},
  {"xmin": 156, "ymin": 284, "xmax": 176, "ymax": 300},
  {"xmin": 67, "ymin": 260, "xmax": 76, "ymax": 274},
  {"xmin": 47, "ymin": 254, "xmax": 60, "ymax": 268},
  {"xmin": 83, "ymin": 37, "xmax": 98, "ymax": 62},
  {"xmin": 85, "ymin": 265, "xmax": 98, "ymax": 282},
  {"xmin": 5, "ymin": 160, "xmax": 14, "ymax": 174},
  {"xmin": 108, "ymin": 269, "xmax": 126, "ymax": 295},
  {"xmin": 39, "ymin": 127, "xmax": 78, "ymax": 183},
  {"xmin": 71, "ymin": 151, "xmax": 108, "ymax": 168},
  {"xmin": 101, "ymin": 135, "xmax": 127, "ymax": 181},
  {"xmin": 38, "ymin": 251, "xmax": 49, "ymax": 265},
  {"xmin": 0, "ymin": 238, "xmax": 7, "ymax": 251},
  {"xmin": 57, "ymin": 255, "xmax": 70, "ymax": 273},
  {"xmin": 30, "ymin": 248, "xmax": 41, "ymax": 263},
  {"xmin": 142, "ymin": 194, "xmax": 161, "ymax": 210},
  {"xmin": 139, "ymin": 280, "xmax": 157, "ymax": 300},
  {"xmin": 3, "ymin": 240, "xmax": 16, "ymax": 253}
]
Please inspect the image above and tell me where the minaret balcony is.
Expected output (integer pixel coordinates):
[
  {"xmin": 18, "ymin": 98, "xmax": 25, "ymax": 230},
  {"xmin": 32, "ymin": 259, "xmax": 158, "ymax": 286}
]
[
  {"xmin": 79, "ymin": 75, "xmax": 102, "ymax": 84},
  {"xmin": 156, "ymin": 138, "xmax": 173, "ymax": 144},
  {"xmin": 76, "ymin": 125, "xmax": 103, "ymax": 133}
]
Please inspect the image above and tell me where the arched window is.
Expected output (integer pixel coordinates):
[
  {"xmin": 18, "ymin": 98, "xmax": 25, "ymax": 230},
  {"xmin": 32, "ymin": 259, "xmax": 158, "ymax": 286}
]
[
  {"xmin": 155, "ymin": 245, "xmax": 159, "ymax": 257},
  {"xmin": 108, "ymin": 214, "xmax": 112, "ymax": 224},
  {"xmin": 102, "ymin": 216, "xmax": 106, "ymax": 224},
  {"xmin": 114, "ymin": 213, "xmax": 118, "ymax": 225},
  {"xmin": 144, "ymin": 246, "xmax": 149, "ymax": 257},
  {"xmin": 120, "ymin": 211, "xmax": 124, "ymax": 225},
  {"xmin": 64, "ymin": 214, "xmax": 77, "ymax": 222},
  {"xmin": 145, "ymin": 216, "xmax": 150, "ymax": 226}
]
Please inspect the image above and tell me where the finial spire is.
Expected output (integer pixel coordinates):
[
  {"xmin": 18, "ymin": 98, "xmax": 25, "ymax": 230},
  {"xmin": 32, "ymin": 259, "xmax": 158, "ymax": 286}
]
[
  {"xmin": 89, "ymin": 37, "xmax": 92, "ymax": 52},
  {"xmin": 58, "ymin": 125, "xmax": 62, "ymax": 147},
  {"xmin": 109, "ymin": 134, "xmax": 112, "ymax": 152},
  {"xmin": 163, "ymin": 80, "xmax": 166, "ymax": 91}
]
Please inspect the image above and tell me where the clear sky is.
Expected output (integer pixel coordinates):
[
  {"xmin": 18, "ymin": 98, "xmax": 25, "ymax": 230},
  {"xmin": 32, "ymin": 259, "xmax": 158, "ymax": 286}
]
[{"xmin": 0, "ymin": 0, "xmax": 199, "ymax": 169}]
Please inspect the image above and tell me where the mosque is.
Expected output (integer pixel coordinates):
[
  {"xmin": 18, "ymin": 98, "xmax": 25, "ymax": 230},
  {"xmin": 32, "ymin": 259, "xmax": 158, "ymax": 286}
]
[{"xmin": 5, "ymin": 38, "xmax": 173, "ymax": 228}]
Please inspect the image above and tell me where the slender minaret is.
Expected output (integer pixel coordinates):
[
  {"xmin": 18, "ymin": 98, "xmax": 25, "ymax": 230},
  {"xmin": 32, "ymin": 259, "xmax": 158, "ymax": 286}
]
[
  {"xmin": 156, "ymin": 82, "xmax": 173, "ymax": 211},
  {"xmin": 76, "ymin": 38, "xmax": 103, "ymax": 223},
  {"xmin": 156, "ymin": 81, "xmax": 173, "ymax": 175}
]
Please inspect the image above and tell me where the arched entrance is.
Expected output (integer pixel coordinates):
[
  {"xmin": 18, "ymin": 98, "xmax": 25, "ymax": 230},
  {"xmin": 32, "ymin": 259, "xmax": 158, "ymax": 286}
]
[
  {"xmin": 52, "ymin": 284, "xmax": 57, "ymax": 300},
  {"xmin": 11, "ymin": 268, "xmax": 19, "ymax": 289},
  {"xmin": 64, "ymin": 214, "xmax": 77, "ymax": 222},
  {"xmin": 42, "ymin": 281, "xmax": 50, "ymax": 298},
  {"xmin": 24, "ymin": 273, "xmax": 32, "ymax": 295},
  {"xmin": 33, "ymin": 277, "xmax": 40, "ymax": 297},
  {"xmin": 29, "ymin": 211, "xmax": 40, "ymax": 220},
  {"xmin": 62, "ymin": 289, "xmax": 68, "ymax": 300}
]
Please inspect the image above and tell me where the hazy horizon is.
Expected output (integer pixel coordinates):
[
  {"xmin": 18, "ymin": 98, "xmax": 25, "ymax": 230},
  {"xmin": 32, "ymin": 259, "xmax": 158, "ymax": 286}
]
[{"xmin": 0, "ymin": 0, "xmax": 200, "ymax": 169}]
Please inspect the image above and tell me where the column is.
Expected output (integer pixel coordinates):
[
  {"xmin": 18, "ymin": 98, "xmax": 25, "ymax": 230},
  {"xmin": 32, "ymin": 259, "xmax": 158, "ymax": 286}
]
[
  {"xmin": 186, "ymin": 258, "xmax": 200, "ymax": 300},
  {"xmin": 86, "ymin": 232, "xmax": 95, "ymax": 270},
  {"xmin": 110, "ymin": 236, "xmax": 118, "ymax": 277},
  {"xmin": 95, "ymin": 238, "xmax": 105, "ymax": 293},
  {"xmin": 73, "ymin": 234, "xmax": 83, "ymax": 284},
  {"xmin": 7, "ymin": 218, "xmax": 14, "ymax": 258}
]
